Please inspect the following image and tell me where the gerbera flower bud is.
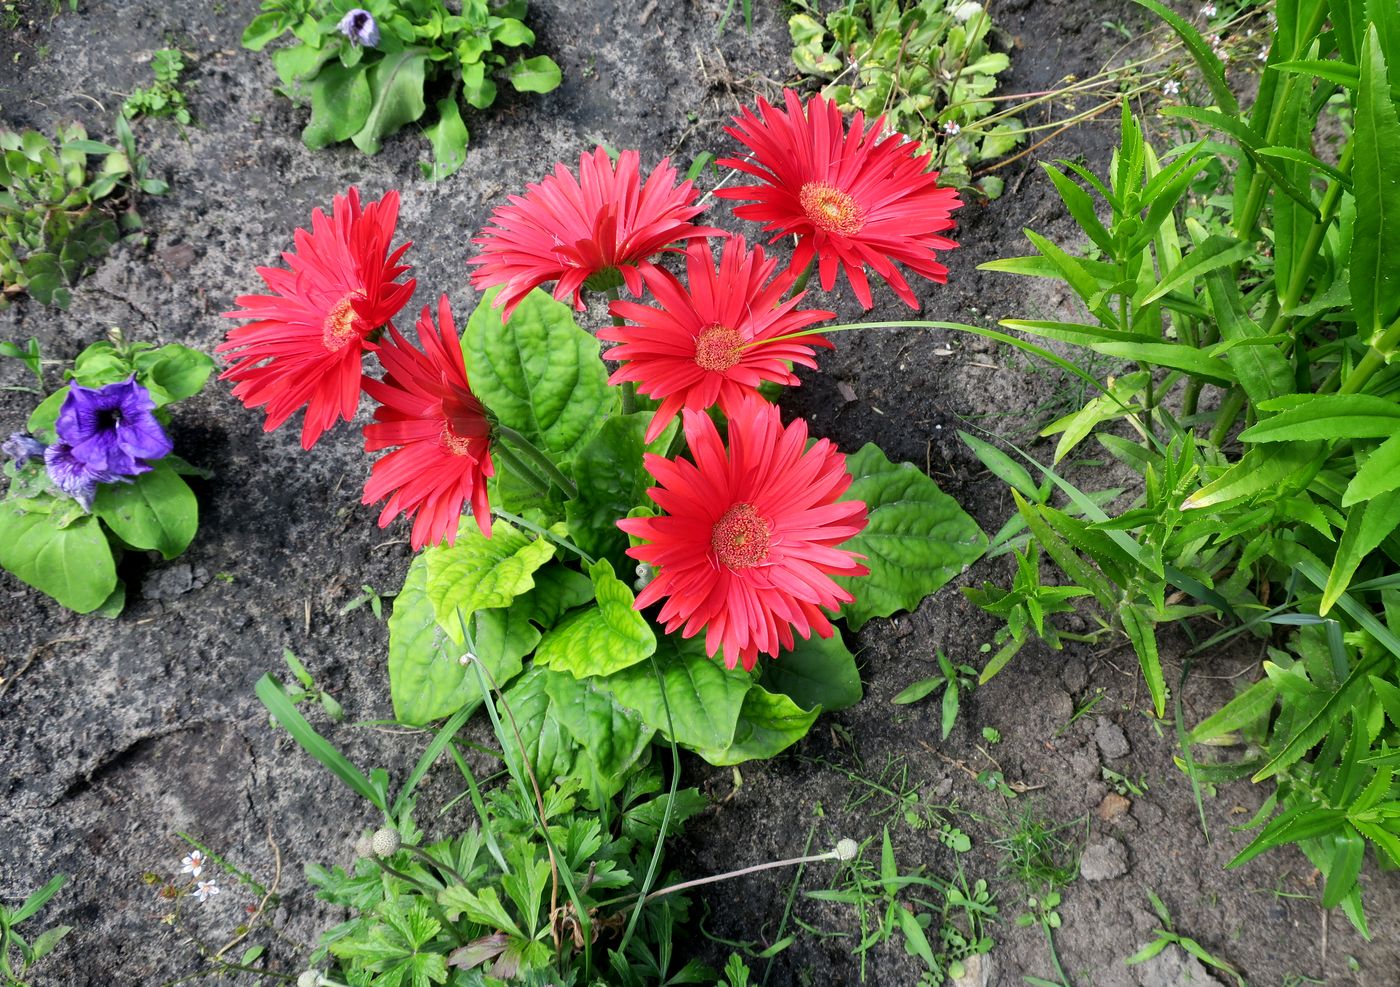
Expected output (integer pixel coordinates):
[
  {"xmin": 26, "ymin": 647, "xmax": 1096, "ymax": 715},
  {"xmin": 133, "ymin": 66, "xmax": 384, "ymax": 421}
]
[
  {"xmin": 3, "ymin": 431, "xmax": 45, "ymax": 468},
  {"xmin": 338, "ymin": 8, "xmax": 380, "ymax": 47},
  {"xmin": 372, "ymin": 827, "xmax": 401, "ymax": 858},
  {"xmin": 297, "ymin": 971, "xmax": 323, "ymax": 987},
  {"xmin": 834, "ymin": 838, "xmax": 859, "ymax": 862}
]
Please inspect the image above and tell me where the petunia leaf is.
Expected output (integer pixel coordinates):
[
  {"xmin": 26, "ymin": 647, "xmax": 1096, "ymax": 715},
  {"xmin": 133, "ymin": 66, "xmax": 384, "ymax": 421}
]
[
  {"xmin": 533, "ymin": 558, "xmax": 656, "ymax": 678},
  {"xmin": 423, "ymin": 517, "xmax": 556, "ymax": 644},
  {"xmin": 464, "ymin": 286, "xmax": 616, "ymax": 464},
  {"xmin": 758, "ymin": 628, "xmax": 863, "ymax": 712},
  {"xmin": 0, "ymin": 508, "xmax": 116, "ymax": 612},
  {"xmin": 544, "ymin": 667, "xmax": 654, "ymax": 796},
  {"xmin": 835, "ymin": 443, "xmax": 987, "ymax": 630},
  {"xmin": 349, "ymin": 47, "xmax": 429, "ymax": 155},
  {"xmin": 696, "ymin": 684, "xmax": 821, "ymax": 766},
  {"xmin": 93, "ymin": 460, "xmax": 198, "ymax": 560},
  {"xmin": 599, "ymin": 633, "xmax": 753, "ymax": 752}
]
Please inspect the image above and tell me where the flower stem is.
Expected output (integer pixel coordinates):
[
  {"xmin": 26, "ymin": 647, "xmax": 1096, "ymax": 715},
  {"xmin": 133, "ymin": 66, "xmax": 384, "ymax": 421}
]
[
  {"xmin": 490, "ymin": 441, "xmax": 552, "ymax": 499},
  {"xmin": 600, "ymin": 846, "xmax": 847, "ymax": 914},
  {"xmin": 606, "ymin": 286, "xmax": 637, "ymax": 414},
  {"xmin": 496, "ymin": 425, "xmax": 578, "ymax": 499}
]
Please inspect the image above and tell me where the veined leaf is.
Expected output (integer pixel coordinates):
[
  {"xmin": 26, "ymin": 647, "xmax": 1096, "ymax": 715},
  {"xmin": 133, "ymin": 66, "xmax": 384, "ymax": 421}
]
[
  {"xmin": 1141, "ymin": 237, "xmax": 1254, "ymax": 304},
  {"xmin": 1351, "ymin": 27, "xmax": 1400, "ymax": 342},
  {"xmin": 695, "ymin": 684, "xmax": 820, "ymax": 766},
  {"xmin": 424, "ymin": 518, "xmax": 556, "ymax": 642},
  {"xmin": 1182, "ymin": 443, "xmax": 1326, "ymax": 510},
  {"xmin": 1239, "ymin": 394, "xmax": 1400, "ymax": 442},
  {"xmin": 1344, "ymin": 432, "xmax": 1400, "ymax": 505},
  {"xmin": 533, "ymin": 558, "xmax": 655, "ymax": 678},
  {"xmin": 0, "ymin": 509, "xmax": 116, "ymax": 613},
  {"xmin": 758, "ymin": 629, "xmax": 862, "ymax": 713},
  {"xmin": 600, "ymin": 635, "xmax": 752, "ymax": 752}
]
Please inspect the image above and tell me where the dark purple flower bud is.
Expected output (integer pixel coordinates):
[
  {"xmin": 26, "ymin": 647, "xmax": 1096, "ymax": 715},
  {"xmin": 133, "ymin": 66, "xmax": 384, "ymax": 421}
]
[
  {"xmin": 338, "ymin": 8, "xmax": 380, "ymax": 47},
  {"xmin": 54, "ymin": 377, "xmax": 173, "ymax": 478},
  {"xmin": 3, "ymin": 432, "xmax": 46, "ymax": 469},
  {"xmin": 44, "ymin": 442, "xmax": 123, "ymax": 512}
]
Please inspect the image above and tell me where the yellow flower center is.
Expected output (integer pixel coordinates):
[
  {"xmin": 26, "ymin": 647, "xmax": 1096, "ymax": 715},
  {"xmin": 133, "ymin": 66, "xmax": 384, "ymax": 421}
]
[
  {"xmin": 798, "ymin": 181, "xmax": 865, "ymax": 236},
  {"xmin": 439, "ymin": 425, "xmax": 478, "ymax": 457},
  {"xmin": 711, "ymin": 502, "xmax": 771, "ymax": 570},
  {"xmin": 693, "ymin": 324, "xmax": 746, "ymax": 372},
  {"xmin": 322, "ymin": 296, "xmax": 367, "ymax": 352}
]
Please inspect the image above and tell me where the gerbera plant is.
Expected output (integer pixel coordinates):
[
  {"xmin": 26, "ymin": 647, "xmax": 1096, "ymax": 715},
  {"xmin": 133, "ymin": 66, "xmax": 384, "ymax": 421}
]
[
  {"xmin": 0, "ymin": 329, "xmax": 215, "ymax": 613},
  {"xmin": 234, "ymin": 88, "xmax": 987, "ymax": 789}
]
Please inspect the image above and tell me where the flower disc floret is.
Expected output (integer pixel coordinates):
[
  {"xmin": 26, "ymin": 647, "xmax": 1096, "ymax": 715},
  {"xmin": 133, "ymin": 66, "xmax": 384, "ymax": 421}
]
[
  {"xmin": 618, "ymin": 397, "xmax": 868, "ymax": 671},
  {"xmin": 716, "ymin": 89, "xmax": 962, "ymax": 310},
  {"xmin": 468, "ymin": 147, "xmax": 720, "ymax": 321}
]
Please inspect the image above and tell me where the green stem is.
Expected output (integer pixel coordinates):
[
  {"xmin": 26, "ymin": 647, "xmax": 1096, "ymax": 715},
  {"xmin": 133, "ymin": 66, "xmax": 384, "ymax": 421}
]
[
  {"xmin": 1337, "ymin": 312, "xmax": 1400, "ymax": 395},
  {"xmin": 1265, "ymin": 141, "xmax": 1355, "ymax": 338},
  {"xmin": 496, "ymin": 425, "xmax": 578, "ymax": 499},
  {"xmin": 606, "ymin": 286, "xmax": 638, "ymax": 415},
  {"xmin": 1209, "ymin": 388, "xmax": 1247, "ymax": 449},
  {"xmin": 490, "ymin": 441, "xmax": 552, "ymax": 499}
]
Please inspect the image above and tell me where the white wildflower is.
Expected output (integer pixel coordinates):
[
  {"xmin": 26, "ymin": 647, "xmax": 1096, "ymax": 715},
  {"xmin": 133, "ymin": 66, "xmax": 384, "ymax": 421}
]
[
  {"xmin": 179, "ymin": 851, "xmax": 205, "ymax": 878},
  {"xmin": 1162, "ymin": 79, "xmax": 1182, "ymax": 96},
  {"xmin": 193, "ymin": 880, "xmax": 221, "ymax": 903},
  {"xmin": 1200, "ymin": 3, "xmax": 1217, "ymax": 17},
  {"xmin": 943, "ymin": 120, "xmax": 961, "ymax": 137}
]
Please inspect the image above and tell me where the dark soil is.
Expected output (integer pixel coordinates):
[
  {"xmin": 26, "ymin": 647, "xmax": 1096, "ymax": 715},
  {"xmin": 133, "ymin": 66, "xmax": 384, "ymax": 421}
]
[{"xmin": 2, "ymin": 1, "xmax": 1398, "ymax": 985}]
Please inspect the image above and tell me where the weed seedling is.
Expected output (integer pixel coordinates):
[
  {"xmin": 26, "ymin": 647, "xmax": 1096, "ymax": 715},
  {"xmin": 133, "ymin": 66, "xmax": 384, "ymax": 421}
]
[
  {"xmin": 0, "ymin": 875, "xmax": 70, "ymax": 987},
  {"xmin": 123, "ymin": 48, "xmax": 191, "ymax": 125},
  {"xmin": 272, "ymin": 648, "xmax": 343, "ymax": 722},
  {"xmin": 892, "ymin": 649, "xmax": 977, "ymax": 740},
  {"xmin": 338, "ymin": 582, "xmax": 392, "ymax": 619},
  {"xmin": 1124, "ymin": 891, "xmax": 1243, "ymax": 986}
]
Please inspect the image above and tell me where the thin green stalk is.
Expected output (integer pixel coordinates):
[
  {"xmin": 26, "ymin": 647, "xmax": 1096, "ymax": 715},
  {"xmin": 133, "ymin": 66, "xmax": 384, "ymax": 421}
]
[
  {"xmin": 490, "ymin": 441, "xmax": 552, "ymax": 498},
  {"xmin": 606, "ymin": 286, "xmax": 637, "ymax": 414},
  {"xmin": 491, "ymin": 507, "xmax": 595, "ymax": 564},
  {"xmin": 496, "ymin": 424, "xmax": 578, "ymax": 499},
  {"xmin": 1266, "ymin": 142, "xmax": 1355, "ymax": 337},
  {"xmin": 1208, "ymin": 388, "xmax": 1247, "ymax": 449},
  {"xmin": 1337, "ymin": 312, "xmax": 1400, "ymax": 395}
]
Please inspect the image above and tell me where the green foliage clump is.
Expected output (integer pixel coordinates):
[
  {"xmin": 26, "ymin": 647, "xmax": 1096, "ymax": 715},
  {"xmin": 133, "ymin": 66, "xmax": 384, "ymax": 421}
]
[
  {"xmin": 788, "ymin": 0, "xmax": 1020, "ymax": 196},
  {"xmin": 122, "ymin": 48, "xmax": 192, "ymax": 125},
  {"xmin": 242, "ymin": 0, "xmax": 562, "ymax": 180},
  {"xmin": 0, "ymin": 875, "xmax": 70, "ymax": 987},
  {"xmin": 0, "ymin": 117, "xmax": 164, "ymax": 309},
  {"xmin": 961, "ymin": 0, "xmax": 1400, "ymax": 933}
]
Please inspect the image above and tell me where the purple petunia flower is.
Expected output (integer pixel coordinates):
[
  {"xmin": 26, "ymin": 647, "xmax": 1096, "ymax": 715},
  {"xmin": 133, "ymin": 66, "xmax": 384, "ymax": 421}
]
[
  {"xmin": 44, "ymin": 442, "xmax": 123, "ymax": 512},
  {"xmin": 55, "ymin": 377, "xmax": 173, "ymax": 478},
  {"xmin": 338, "ymin": 8, "xmax": 380, "ymax": 47},
  {"xmin": 3, "ymin": 431, "xmax": 46, "ymax": 469}
]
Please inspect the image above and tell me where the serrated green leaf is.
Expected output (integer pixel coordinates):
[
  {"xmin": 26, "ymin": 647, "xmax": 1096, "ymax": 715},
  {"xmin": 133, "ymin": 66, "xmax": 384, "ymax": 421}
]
[
  {"xmin": 1352, "ymin": 27, "xmax": 1400, "ymax": 342},
  {"xmin": 93, "ymin": 460, "xmax": 197, "ymax": 560},
  {"xmin": 543, "ymin": 667, "xmax": 654, "ymax": 792},
  {"xmin": 1321, "ymin": 490, "xmax": 1400, "ymax": 615},
  {"xmin": 534, "ymin": 558, "xmax": 655, "ymax": 677},
  {"xmin": 1344, "ymin": 432, "xmax": 1400, "ymax": 505},
  {"xmin": 835, "ymin": 443, "xmax": 987, "ymax": 630},
  {"xmin": 1240, "ymin": 395, "xmax": 1400, "ymax": 442}
]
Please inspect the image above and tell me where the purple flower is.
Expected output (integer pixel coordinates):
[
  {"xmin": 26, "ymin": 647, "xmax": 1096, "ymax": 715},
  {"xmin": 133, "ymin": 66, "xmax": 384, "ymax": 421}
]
[
  {"xmin": 338, "ymin": 8, "xmax": 380, "ymax": 47},
  {"xmin": 44, "ymin": 442, "xmax": 123, "ymax": 512},
  {"xmin": 3, "ymin": 432, "xmax": 46, "ymax": 469},
  {"xmin": 55, "ymin": 377, "xmax": 172, "ymax": 478}
]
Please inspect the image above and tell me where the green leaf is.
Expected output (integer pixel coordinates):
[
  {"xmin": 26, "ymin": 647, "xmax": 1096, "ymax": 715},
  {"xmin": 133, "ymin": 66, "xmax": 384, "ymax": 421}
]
[
  {"xmin": 421, "ymin": 96, "xmax": 468, "ymax": 181},
  {"xmin": 303, "ymin": 60, "xmax": 372, "ymax": 148},
  {"xmin": 696, "ymin": 684, "xmax": 820, "ymax": 765},
  {"xmin": 350, "ymin": 48, "xmax": 429, "ymax": 155},
  {"xmin": 508, "ymin": 55, "xmax": 562, "ymax": 93},
  {"xmin": 958, "ymin": 431, "xmax": 1040, "ymax": 500},
  {"xmin": 1240, "ymin": 395, "xmax": 1400, "ymax": 442},
  {"xmin": 543, "ymin": 667, "xmax": 654, "ymax": 792},
  {"xmin": 423, "ymin": 518, "xmax": 556, "ymax": 643},
  {"xmin": 601, "ymin": 634, "xmax": 752, "ymax": 751},
  {"xmin": 758, "ymin": 628, "xmax": 862, "ymax": 713},
  {"xmin": 1352, "ymin": 27, "xmax": 1400, "ymax": 342},
  {"xmin": 387, "ymin": 554, "xmax": 536, "ymax": 725},
  {"xmin": 835, "ymin": 443, "xmax": 987, "ymax": 631},
  {"xmin": 494, "ymin": 665, "xmax": 582, "ymax": 787},
  {"xmin": 1187, "ymin": 677, "xmax": 1277, "ymax": 744},
  {"xmin": 1321, "ymin": 490, "xmax": 1400, "ymax": 615},
  {"xmin": 0, "ymin": 508, "xmax": 116, "ymax": 612},
  {"xmin": 93, "ymin": 460, "xmax": 198, "ymax": 559},
  {"xmin": 464, "ymin": 286, "xmax": 615, "ymax": 463},
  {"xmin": 1183, "ymin": 442, "xmax": 1326, "ymax": 510},
  {"xmin": 242, "ymin": 11, "xmax": 288, "ymax": 50},
  {"xmin": 1088, "ymin": 341, "xmax": 1234, "ymax": 384},
  {"xmin": 1122, "ymin": 604, "xmax": 1166, "ymax": 717},
  {"xmin": 136, "ymin": 344, "xmax": 216, "ymax": 405},
  {"xmin": 1344, "ymin": 432, "xmax": 1400, "ymax": 505},
  {"xmin": 1141, "ymin": 236, "xmax": 1254, "ymax": 304},
  {"xmin": 565, "ymin": 412, "xmax": 673, "ymax": 563},
  {"xmin": 1252, "ymin": 654, "xmax": 1384, "ymax": 782},
  {"xmin": 1323, "ymin": 826, "xmax": 1368, "ymax": 907},
  {"xmin": 534, "ymin": 558, "xmax": 656, "ymax": 678}
]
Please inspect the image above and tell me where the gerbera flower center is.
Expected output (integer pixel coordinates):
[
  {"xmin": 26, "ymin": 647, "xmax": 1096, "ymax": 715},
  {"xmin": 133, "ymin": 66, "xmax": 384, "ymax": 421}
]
[
  {"xmin": 322, "ymin": 296, "xmax": 368, "ymax": 352},
  {"xmin": 439, "ymin": 424, "xmax": 478, "ymax": 457},
  {"xmin": 798, "ymin": 182, "xmax": 865, "ymax": 236},
  {"xmin": 693, "ymin": 324, "xmax": 746, "ymax": 372},
  {"xmin": 711, "ymin": 502, "xmax": 771, "ymax": 570}
]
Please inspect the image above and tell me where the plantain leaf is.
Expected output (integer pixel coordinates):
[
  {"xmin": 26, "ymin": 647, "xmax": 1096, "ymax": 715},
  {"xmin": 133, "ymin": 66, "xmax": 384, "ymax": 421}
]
[{"xmin": 599, "ymin": 634, "xmax": 752, "ymax": 752}]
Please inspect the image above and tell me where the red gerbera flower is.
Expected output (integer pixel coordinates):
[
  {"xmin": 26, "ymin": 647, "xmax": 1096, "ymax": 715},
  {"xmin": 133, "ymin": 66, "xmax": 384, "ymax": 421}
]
[
  {"xmin": 220, "ymin": 187, "xmax": 415, "ymax": 449},
  {"xmin": 361, "ymin": 296, "xmax": 494, "ymax": 550},
  {"xmin": 467, "ymin": 147, "xmax": 719, "ymax": 321},
  {"xmin": 715, "ymin": 89, "xmax": 962, "ymax": 310},
  {"xmin": 619, "ymin": 397, "xmax": 868, "ymax": 671},
  {"xmin": 599, "ymin": 235, "xmax": 836, "ymax": 443}
]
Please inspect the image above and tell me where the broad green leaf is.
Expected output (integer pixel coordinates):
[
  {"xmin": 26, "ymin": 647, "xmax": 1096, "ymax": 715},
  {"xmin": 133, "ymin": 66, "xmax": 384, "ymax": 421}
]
[
  {"xmin": 1187, "ymin": 677, "xmax": 1277, "ymax": 744},
  {"xmin": 1345, "ymin": 433, "xmax": 1400, "ymax": 505},
  {"xmin": 543, "ymin": 668, "xmax": 654, "ymax": 792},
  {"xmin": 387, "ymin": 554, "xmax": 537, "ymax": 725},
  {"xmin": 0, "ymin": 508, "xmax": 116, "ymax": 612},
  {"xmin": 303, "ymin": 60, "xmax": 372, "ymax": 148},
  {"xmin": 508, "ymin": 55, "xmax": 562, "ymax": 93},
  {"xmin": 835, "ymin": 443, "xmax": 987, "ymax": 631},
  {"xmin": 1321, "ymin": 490, "xmax": 1400, "ymax": 614},
  {"xmin": 1240, "ymin": 394, "xmax": 1400, "ymax": 442},
  {"xmin": 27, "ymin": 388, "xmax": 67, "ymax": 438},
  {"xmin": 758, "ymin": 629, "xmax": 862, "ymax": 713},
  {"xmin": 533, "ymin": 558, "xmax": 655, "ymax": 678},
  {"xmin": 495, "ymin": 665, "xmax": 582, "ymax": 787},
  {"xmin": 958, "ymin": 430, "xmax": 1041, "ymax": 500},
  {"xmin": 1141, "ymin": 236, "xmax": 1254, "ymax": 304},
  {"xmin": 421, "ymin": 96, "xmax": 468, "ymax": 181},
  {"xmin": 600, "ymin": 634, "xmax": 752, "ymax": 751},
  {"xmin": 350, "ymin": 48, "xmax": 429, "ymax": 155},
  {"xmin": 424, "ymin": 518, "xmax": 556, "ymax": 643},
  {"xmin": 1352, "ymin": 27, "xmax": 1400, "ymax": 343},
  {"xmin": 464, "ymin": 286, "xmax": 615, "ymax": 462},
  {"xmin": 696, "ymin": 684, "xmax": 820, "ymax": 765},
  {"xmin": 565, "ymin": 412, "xmax": 674, "ymax": 563},
  {"xmin": 242, "ymin": 11, "xmax": 288, "ymax": 50},
  {"xmin": 93, "ymin": 460, "xmax": 198, "ymax": 560}
]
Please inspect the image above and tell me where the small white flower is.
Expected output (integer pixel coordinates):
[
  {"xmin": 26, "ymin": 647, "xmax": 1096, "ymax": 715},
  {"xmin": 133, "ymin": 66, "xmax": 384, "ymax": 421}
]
[
  {"xmin": 1162, "ymin": 79, "xmax": 1181, "ymax": 96},
  {"xmin": 193, "ymin": 880, "xmax": 221, "ymax": 903},
  {"xmin": 943, "ymin": 120, "xmax": 961, "ymax": 137},
  {"xmin": 1257, "ymin": 49, "xmax": 1268, "ymax": 61},
  {"xmin": 180, "ymin": 851, "xmax": 205, "ymax": 878},
  {"xmin": 1200, "ymin": 3, "xmax": 1217, "ymax": 17}
]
